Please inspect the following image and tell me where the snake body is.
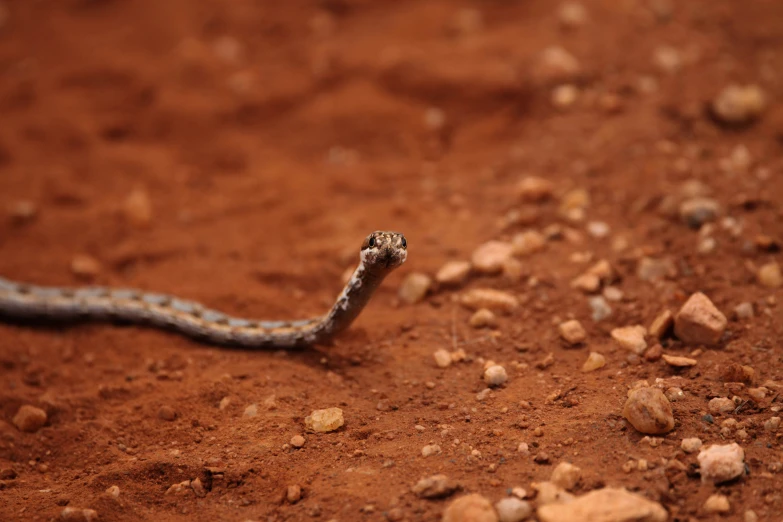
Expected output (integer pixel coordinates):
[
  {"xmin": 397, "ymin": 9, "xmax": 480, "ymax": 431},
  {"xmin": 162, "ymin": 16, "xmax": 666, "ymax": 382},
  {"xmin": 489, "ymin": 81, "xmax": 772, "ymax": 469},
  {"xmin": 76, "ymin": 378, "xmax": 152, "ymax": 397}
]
[{"xmin": 0, "ymin": 231, "xmax": 407, "ymax": 348}]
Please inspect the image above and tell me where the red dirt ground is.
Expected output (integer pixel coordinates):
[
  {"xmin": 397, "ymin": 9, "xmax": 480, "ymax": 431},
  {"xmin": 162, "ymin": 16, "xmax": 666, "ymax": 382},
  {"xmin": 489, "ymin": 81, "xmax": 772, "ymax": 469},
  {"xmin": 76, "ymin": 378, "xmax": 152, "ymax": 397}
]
[{"xmin": 1, "ymin": 1, "xmax": 782, "ymax": 521}]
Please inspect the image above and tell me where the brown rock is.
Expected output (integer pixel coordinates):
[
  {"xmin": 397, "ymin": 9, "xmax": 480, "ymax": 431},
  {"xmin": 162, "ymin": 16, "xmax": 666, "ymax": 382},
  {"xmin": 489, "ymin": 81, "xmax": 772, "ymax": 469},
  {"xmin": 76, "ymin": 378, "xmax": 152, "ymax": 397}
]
[
  {"xmin": 443, "ymin": 493, "xmax": 498, "ymax": 522},
  {"xmin": 460, "ymin": 289, "xmax": 519, "ymax": 314},
  {"xmin": 674, "ymin": 292, "xmax": 727, "ymax": 345},
  {"xmin": 662, "ymin": 354, "xmax": 697, "ymax": 367},
  {"xmin": 558, "ymin": 320, "xmax": 586, "ymax": 345},
  {"xmin": 648, "ymin": 310, "xmax": 673, "ymax": 339},
  {"xmin": 12, "ymin": 405, "xmax": 47, "ymax": 433},
  {"xmin": 412, "ymin": 474, "xmax": 458, "ymax": 499},
  {"xmin": 622, "ymin": 387, "xmax": 675, "ymax": 434},
  {"xmin": 538, "ymin": 487, "xmax": 667, "ymax": 522}
]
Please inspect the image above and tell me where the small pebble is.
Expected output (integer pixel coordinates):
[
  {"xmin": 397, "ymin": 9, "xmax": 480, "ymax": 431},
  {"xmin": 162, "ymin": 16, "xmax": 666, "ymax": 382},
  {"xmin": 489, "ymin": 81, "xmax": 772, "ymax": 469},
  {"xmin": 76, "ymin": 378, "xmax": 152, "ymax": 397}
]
[
  {"xmin": 602, "ymin": 286, "xmax": 623, "ymax": 301},
  {"xmin": 586, "ymin": 221, "xmax": 609, "ymax": 238},
  {"xmin": 611, "ymin": 325, "xmax": 647, "ymax": 355},
  {"xmin": 8, "ymin": 200, "xmax": 37, "ymax": 224},
  {"xmin": 471, "ymin": 241, "xmax": 513, "ymax": 274},
  {"xmin": 698, "ymin": 443, "xmax": 745, "ymax": 484},
  {"xmin": 516, "ymin": 176, "xmax": 554, "ymax": 202},
  {"xmin": 653, "ymin": 45, "xmax": 681, "ymax": 74},
  {"xmin": 757, "ymin": 262, "xmax": 782, "ymax": 288},
  {"xmin": 12, "ymin": 405, "xmax": 47, "ymax": 433},
  {"xmin": 286, "ymin": 484, "xmax": 302, "ymax": 503},
  {"xmin": 511, "ymin": 230, "xmax": 547, "ymax": 256},
  {"xmin": 71, "ymin": 254, "xmax": 101, "ymax": 279},
  {"xmin": 290, "ymin": 435, "xmax": 306, "ymax": 448},
  {"xmin": 680, "ymin": 197, "xmax": 720, "ymax": 229},
  {"xmin": 764, "ymin": 417, "xmax": 780, "ymax": 431},
  {"xmin": 434, "ymin": 349, "xmax": 453, "ymax": 368},
  {"xmin": 484, "ymin": 365, "xmax": 508, "ymax": 387},
  {"xmin": 674, "ymin": 292, "xmax": 727, "ymax": 345},
  {"xmin": 443, "ymin": 493, "xmax": 498, "ymax": 522},
  {"xmin": 711, "ymin": 84, "xmax": 766, "ymax": 125},
  {"xmin": 495, "ymin": 497, "xmax": 532, "ymax": 522},
  {"xmin": 460, "ymin": 288, "xmax": 519, "ymax": 314},
  {"xmin": 570, "ymin": 273, "xmax": 601, "ymax": 294},
  {"xmin": 165, "ymin": 480, "xmax": 192, "ymax": 496},
  {"xmin": 421, "ymin": 444, "xmax": 442, "ymax": 457},
  {"xmin": 703, "ymin": 494, "xmax": 730, "ymax": 514},
  {"xmin": 709, "ymin": 397, "xmax": 735, "ymax": 414},
  {"xmin": 581, "ymin": 352, "xmax": 605, "ymax": 372},
  {"xmin": 648, "ymin": 310, "xmax": 674, "ymax": 339},
  {"xmin": 734, "ymin": 302, "xmax": 754, "ymax": 320},
  {"xmin": 157, "ymin": 405, "xmax": 177, "ymax": 421},
  {"xmin": 550, "ymin": 462, "xmax": 581, "ymax": 491},
  {"xmin": 123, "ymin": 188, "xmax": 153, "ymax": 228},
  {"xmin": 558, "ymin": 2, "xmax": 588, "ymax": 29},
  {"xmin": 745, "ymin": 510, "xmax": 759, "ymax": 522},
  {"xmin": 535, "ymin": 46, "xmax": 580, "ymax": 84},
  {"xmin": 623, "ymin": 387, "xmax": 675, "ymax": 434},
  {"xmin": 469, "ymin": 308, "xmax": 497, "ymax": 328},
  {"xmin": 551, "ymin": 84, "xmax": 578, "ymax": 109},
  {"xmin": 644, "ymin": 344, "xmax": 663, "ymax": 362},
  {"xmin": 588, "ymin": 296, "xmax": 612, "ymax": 321},
  {"xmin": 105, "ymin": 485, "xmax": 120, "ymax": 498},
  {"xmin": 60, "ymin": 507, "xmax": 99, "ymax": 522},
  {"xmin": 411, "ymin": 474, "xmax": 458, "ymax": 499},
  {"xmin": 191, "ymin": 477, "xmax": 206, "ymax": 498},
  {"xmin": 662, "ymin": 354, "xmax": 697, "ymax": 367},
  {"xmin": 636, "ymin": 257, "xmax": 676, "ymax": 281},
  {"xmin": 665, "ymin": 387, "xmax": 684, "ymax": 401},
  {"xmin": 398, "ymin": 273, "xmax": 432, "ymax": 304},
  {"xmin": 304, "ymin": 408, "xmax": 344, "ymax": 432},
  {"xmin": 243, "ymin": 403, "xmax": 258, "ymax": 417},
  {"xmin": 558, "ymin": 319, "xmax": 586, "ymax": 345},
  {"xmin": 681, "ymin": 437, "xmax": 703, "ymax": 453},
  {"xmin": 436, "ymin": 261, "xmax": 472, "ymax": 286}
]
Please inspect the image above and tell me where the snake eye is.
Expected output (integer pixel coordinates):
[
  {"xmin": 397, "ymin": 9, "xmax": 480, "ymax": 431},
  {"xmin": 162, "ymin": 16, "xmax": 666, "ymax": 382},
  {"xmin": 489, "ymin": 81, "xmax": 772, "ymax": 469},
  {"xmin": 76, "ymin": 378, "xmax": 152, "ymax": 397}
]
[
  {"xmin": 368, "ymin": 236, "xmax": 376, "ymax": 248},
  {"xmin": 401, "ymin": 237, "xmax": 407, "ymax": 249}
]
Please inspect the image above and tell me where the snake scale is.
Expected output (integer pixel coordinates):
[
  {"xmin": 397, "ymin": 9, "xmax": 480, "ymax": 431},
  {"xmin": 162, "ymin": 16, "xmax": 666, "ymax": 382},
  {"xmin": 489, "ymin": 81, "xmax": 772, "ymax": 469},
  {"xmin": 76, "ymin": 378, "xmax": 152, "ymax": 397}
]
[{"xmin": 0, "ymin": 231, "xmax": 407, "ymax": 348}]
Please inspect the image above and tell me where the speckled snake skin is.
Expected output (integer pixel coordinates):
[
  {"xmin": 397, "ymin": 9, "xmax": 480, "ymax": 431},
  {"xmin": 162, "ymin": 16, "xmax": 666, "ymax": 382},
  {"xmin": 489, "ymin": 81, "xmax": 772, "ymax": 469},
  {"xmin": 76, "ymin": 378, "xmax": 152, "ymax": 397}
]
[{"xmin": 0, "ymin": 231, "xmax": 407, "ymax": 348}]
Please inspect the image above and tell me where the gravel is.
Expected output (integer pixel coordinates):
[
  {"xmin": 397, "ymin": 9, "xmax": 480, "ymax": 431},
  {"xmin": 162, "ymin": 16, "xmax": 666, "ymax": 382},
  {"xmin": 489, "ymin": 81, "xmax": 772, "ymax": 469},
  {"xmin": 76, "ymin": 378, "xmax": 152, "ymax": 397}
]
[
  {"xmin": 398, "ymin": 273, "xmax": 432, "ymax": 304},
  {"xmin": 436, "ymin": 261, "xmax": 472, "ymax": 286},
  {"xmin": 494, "ymin": 497, "xmax": 531, "ymax": 522},
  {"xmin": 12, "ymin": 405, "xmax": 47, "ymax": 433},
  {"xmin": 70, "ymin": 254, "xmax": 101, "ymax": 279},
  {"xmin": 582, "ymin": 352, "xmax": 605, "ymax": 372},
  {"xmin": 559, "ymin": 319, "xmax": 586, "ymax": 345},
  {"xmin": 411, "ymin": 474, "xmax": 458, "ymax": 499},
  {"xmin": 708, "ymin": 397, "xmax": 734, "ymax": 414},
  {"xmin": 460, "ymin": 289, "xmax": 519, "ymax": 314},
  {"xmin": 711, "ymin": 84, "xmax": 766, "ymax": 125},
  {"xmin": 757, "ymin": 262, "xmax": 782, "ymax": 288},
  {"xmin": 611, "ymin": 325, "xmax": 648, "ymax": 355},
  {"xmin": 471, "ymin": 241, "xmax": 513, "ymax": 274},
  {"xmin": 434, "ymin": 349, "xmax": 453, "ymax": 368},
  {"xmin": 443, "ymin": 493, "xmax": 498, "ymax": 522},
  {"xmin": 483, "ymin": 365, "xmax": 508, "ymax": 387},
  {"xmin": 681, "ymin": 437, "xmax": 703, "ymax": 453},
  {"xmin": 290, "ymin": 435, "xmax": 306, "ymax": 448},
  {"xmin": 588, "ymin": 296, "xmax": 612, "ymax": 321},
  {"xmin": 703, "ymin": 494, "xmax": 730, "ymax": 514},
  {"xmin": 511, "ymin": 230, "xmax": 547, "ymax": 256},
  {"xmin": 305, "ymin": 408, "xmax": 344, "ymax": 432},
  {"xmin": 469, "ymin": 308, "xmax": 497, "ymax": 328},
  {"xmin": 622, "ymin": 387, "xmax": 675, "ymax": 434},
  {"xmin": 698, "ymin": 443, "xmax": 745, "ymax": 484},
  {"xmin": 537, "ymin": 487, "xmax": 666, "ymax": 522},
  {"xmin": 674, "ymin": 292, "xmax": 727, "ymax": 345},
  {"xmin": 421, "ymin": 444, "xmax": 442, "ymax": 457},
  {"xmin": 550, "ymin": 461, "xmax": 581, "ymax": 490}
]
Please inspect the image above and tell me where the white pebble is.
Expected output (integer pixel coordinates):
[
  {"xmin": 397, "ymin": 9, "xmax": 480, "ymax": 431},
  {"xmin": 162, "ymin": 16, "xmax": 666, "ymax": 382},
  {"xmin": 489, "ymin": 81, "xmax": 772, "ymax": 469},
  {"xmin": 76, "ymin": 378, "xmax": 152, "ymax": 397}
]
[
  {"xmin": 698, "ymin": 443, "xmax": 745, "ymax": 484},
  {"xmin": 398, "ymin": 273, "xmax": 432, "ymax": 304},
  {"xmin": 611, "ymin": 325, "xmax": 648, "ymax": 354},
  {"xmin": 421, "ymin": 444, "xmax": 442, "ymax": 457},
  {"xmin": 483, "ymin": 365, "xmax": 508, "ymax": 387},
  {"xmin": 588, "ymin": 296, "xmax": 612, "ymax": 321},
  {"xmin": 703, "ymin": 494, "xmax": 730, "ymax": 514},
  {"xmin": 469, "ymin": 308, "xmax": 497, "ymax": 328},
  {"xmin": 582, "ymin": 352, "xmax": 605, "ymax": 372},
  {"xmin": 304, "ymin": 408, "xmax": 344, "ymax": 433},
  {"xmin": 460, "ymin": 288, "xmax": 519, "ymax": 314},
  {"xmin": 433, "ymin": 349, "xmax": 453, "ymax": 368},
  {"xmin": 471, "ymin": 241, "xmax": 513, "ymax": 274},
  {"xmin": 436, "ymin": 261, "xmax": 472, "ymax": 286},
  {"xmin": 495, "ymin": 497, "xmax": 532, "ymax": 522},
  {"xmin": 681, "ymin": 437, "xmax": 702, "ymax": 453}
]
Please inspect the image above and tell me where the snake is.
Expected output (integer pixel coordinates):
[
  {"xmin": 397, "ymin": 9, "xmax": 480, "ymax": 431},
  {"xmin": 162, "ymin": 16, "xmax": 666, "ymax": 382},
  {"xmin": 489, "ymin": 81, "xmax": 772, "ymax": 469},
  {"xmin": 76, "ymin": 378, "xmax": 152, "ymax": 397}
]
[{"xmin": 0, "ymin": 231, "xmax": 407, "ymax": 348}]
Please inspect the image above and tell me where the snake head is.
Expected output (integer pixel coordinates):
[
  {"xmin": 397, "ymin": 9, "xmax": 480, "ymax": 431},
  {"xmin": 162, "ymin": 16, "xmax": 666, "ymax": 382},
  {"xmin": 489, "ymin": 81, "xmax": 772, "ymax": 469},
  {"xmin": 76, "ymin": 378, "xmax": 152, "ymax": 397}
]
[{"xmin": 360, "ymin": 231, "xmax": 407, "ymax": 270}]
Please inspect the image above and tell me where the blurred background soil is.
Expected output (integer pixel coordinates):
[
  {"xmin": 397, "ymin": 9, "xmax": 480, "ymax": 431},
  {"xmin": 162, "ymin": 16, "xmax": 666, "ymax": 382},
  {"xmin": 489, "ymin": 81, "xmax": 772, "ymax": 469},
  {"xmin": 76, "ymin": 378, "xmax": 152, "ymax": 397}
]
[{"xmin": 0, "ymin": 0, "xmax": 782, "ymax": 520}]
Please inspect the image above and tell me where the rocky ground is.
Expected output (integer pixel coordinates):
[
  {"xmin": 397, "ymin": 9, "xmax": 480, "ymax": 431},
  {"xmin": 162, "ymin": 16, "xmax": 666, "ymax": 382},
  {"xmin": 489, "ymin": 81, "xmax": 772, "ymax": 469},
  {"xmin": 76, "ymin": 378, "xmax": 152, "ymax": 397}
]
[{"xmin": 0, "ymin": 1, "xmax": 782, "ymax": 521}]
